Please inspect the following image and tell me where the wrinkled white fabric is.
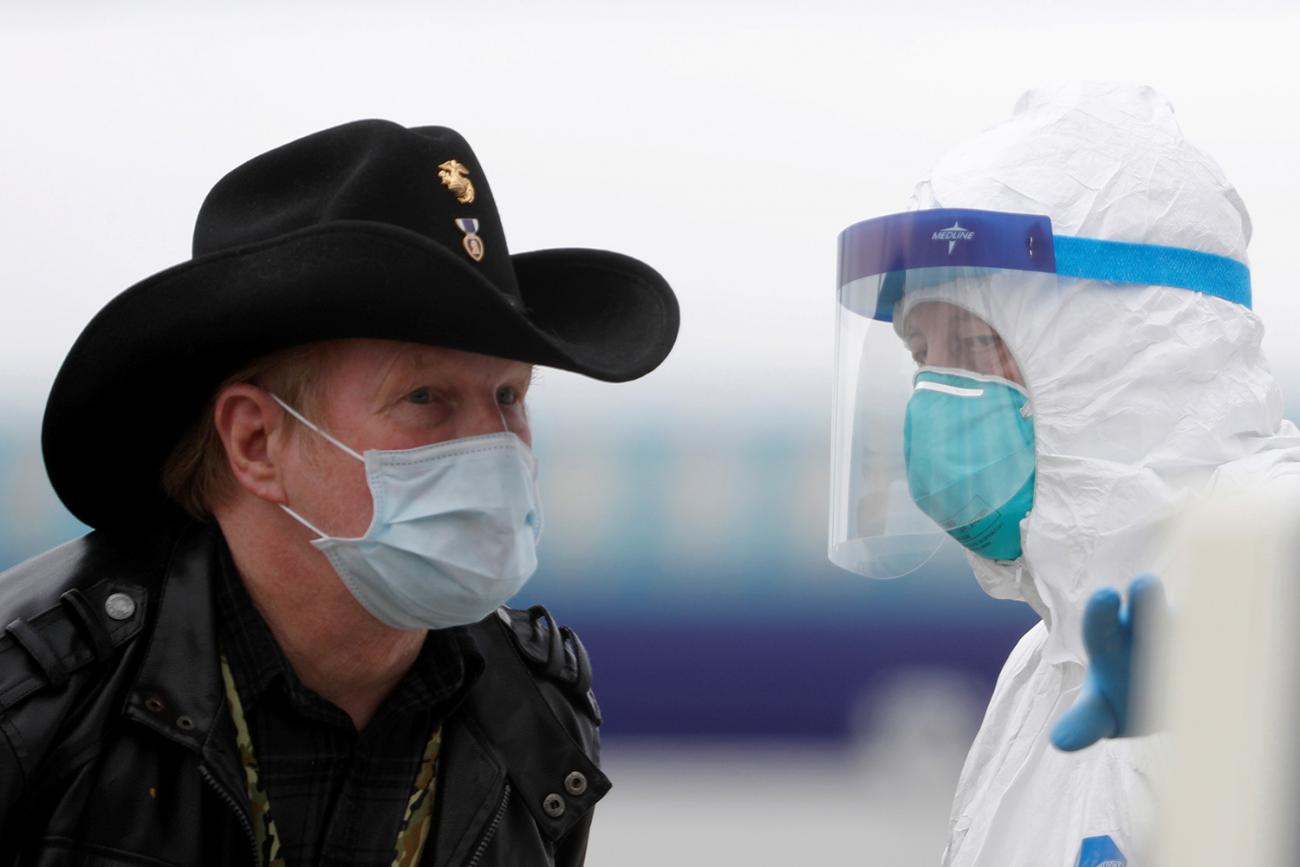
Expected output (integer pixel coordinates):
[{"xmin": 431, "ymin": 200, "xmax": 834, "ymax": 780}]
[{"xmin": 901, "ymin": 82, "xmax": 1300, "ymax": 866}]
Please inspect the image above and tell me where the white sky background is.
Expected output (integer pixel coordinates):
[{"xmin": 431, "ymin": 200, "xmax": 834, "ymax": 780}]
[{"xmin": 2, "ymin": 1, "xmax": 1298, "ymax": 429}]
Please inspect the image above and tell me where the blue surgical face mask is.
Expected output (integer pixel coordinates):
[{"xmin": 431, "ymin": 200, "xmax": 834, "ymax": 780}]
[
  {"xmin": 272, "ymin": 396, "xmax": 542, "ymax": 631},
  {"xmin": 903, "ymin": 368, "xmax": 1035, "ymax": 561}
]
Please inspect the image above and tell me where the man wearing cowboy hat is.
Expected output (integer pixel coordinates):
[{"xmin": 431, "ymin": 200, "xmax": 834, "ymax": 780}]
[{"xmin": 0, "ymin": 120, "xmax": 678, "ymax": 866}]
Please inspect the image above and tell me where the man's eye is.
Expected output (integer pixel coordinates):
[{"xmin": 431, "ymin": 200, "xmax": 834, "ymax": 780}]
[
  {"xmin": 496, "ymin": 387, "xmax": 527, "ymax": 408},
  {"xmin": 406, "ymin": 387, "xmax": 433, "ymax": 405}
]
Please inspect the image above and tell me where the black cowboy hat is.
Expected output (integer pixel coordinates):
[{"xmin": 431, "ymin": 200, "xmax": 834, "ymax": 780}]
[{"xmin": 42, "ymin": 119, "xmax": 679, "ymax": 530}]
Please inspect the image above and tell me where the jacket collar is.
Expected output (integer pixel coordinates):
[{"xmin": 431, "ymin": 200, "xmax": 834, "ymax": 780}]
[
  {"xmin": 454, "ymin": 613, "xmax": 611, "ymax": 843},
  {"xmin": 122, "ymin": 520, "xmax": 225, "ymax": 756},
  {"xmin": 423, "ymin": 617, "xmax": 612, "ymax": 867}
]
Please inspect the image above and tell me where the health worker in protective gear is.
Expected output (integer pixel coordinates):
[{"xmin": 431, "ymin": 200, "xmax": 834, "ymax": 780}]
[{"xmin": 828, "ymin": 82, "xmax": 1300, "ymax": 866}]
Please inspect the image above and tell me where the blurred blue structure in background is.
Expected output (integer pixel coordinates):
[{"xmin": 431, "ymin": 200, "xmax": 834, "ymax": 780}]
[
  {"xmin": 516, "ymin": 411, "xmax": 1038, "ymax": 740},
  {"xmin": 0, "ymin": 408, "xmax": 1038, "ymax": 742}
]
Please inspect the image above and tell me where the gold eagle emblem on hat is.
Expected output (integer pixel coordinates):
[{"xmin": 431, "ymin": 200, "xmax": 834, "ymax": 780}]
[{"xmin": 437, "ymin": 159, "xmax": 475, "ymax": 204}]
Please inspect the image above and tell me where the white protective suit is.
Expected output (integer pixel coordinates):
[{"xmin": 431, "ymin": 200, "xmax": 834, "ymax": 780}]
[{"xmin": 902, "ymin": 83, "xmax": 1300, "ymax": 865}]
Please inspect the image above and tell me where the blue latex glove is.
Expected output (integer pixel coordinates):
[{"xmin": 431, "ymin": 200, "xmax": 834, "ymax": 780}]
[{"xmin": 1050, "ymin": 574, "xmax": 1166, "ymax": 752}]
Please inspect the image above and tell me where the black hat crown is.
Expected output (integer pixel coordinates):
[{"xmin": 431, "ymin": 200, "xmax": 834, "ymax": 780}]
[{"xmin": 193, "ymin": 121, "xmax": 521, "ymax": 301}]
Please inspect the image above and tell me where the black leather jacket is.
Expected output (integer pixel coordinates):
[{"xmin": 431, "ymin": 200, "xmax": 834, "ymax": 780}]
[{"xmin": 0, "ymin": 519, "xmax": 609, "ymax": 866}]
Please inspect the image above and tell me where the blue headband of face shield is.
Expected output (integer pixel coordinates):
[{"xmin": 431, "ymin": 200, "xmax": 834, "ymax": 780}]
[{"xmin": 837, "ymin": 208, "xmax": 1252, "ymax": 322}]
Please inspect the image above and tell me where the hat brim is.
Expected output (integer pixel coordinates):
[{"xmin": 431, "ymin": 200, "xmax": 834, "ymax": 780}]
[{"xmin": 42, "ymin": 220, "xmax": 679, "ymax": 529}]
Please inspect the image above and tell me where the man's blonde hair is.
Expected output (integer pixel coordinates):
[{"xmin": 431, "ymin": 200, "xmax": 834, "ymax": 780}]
[{"xmin": 161, "ymin": 343, "xmax": 334, "ymax": 521}]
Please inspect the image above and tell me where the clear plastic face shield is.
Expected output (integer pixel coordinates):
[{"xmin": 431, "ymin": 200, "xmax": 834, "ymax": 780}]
[{"xmin": 828, "ymin": 209, "xmax": 1253, "ymax": 579}]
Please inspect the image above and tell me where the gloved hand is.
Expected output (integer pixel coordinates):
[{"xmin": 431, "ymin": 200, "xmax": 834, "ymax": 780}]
[{"xmin": 1050, "ymin": 574, "xmax": 1166, "ymax": 752}]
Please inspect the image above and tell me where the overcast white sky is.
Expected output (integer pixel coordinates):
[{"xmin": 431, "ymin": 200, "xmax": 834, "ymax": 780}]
[{"xmin": 2, "ymin": 0, "xmax": 1297, "ymax": 426}]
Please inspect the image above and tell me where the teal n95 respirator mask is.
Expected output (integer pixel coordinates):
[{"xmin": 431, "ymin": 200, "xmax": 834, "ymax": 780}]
[
  {"xmin": 272, "ymin": 395, "xmax": 542, "ymax": 630},
  {"xmin": 904, "ymin": 368, "xmax": 1035, "ymax": 562}
]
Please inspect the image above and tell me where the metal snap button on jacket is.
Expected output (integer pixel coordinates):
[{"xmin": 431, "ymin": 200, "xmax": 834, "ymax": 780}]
[
  {"xmin": 104, "ymin": 593, "xmax": 136, "ymax": 621},
  {"xmin": 144, "ymin": 696, "xmax": 165, "ymax": 713},
  {"xmin": 542, "ymin": 793, "xmax": 566, "ymax": 818},
  {"xmin": 564, "ymin": 771, "xmax": 588, "ymax": 796}
]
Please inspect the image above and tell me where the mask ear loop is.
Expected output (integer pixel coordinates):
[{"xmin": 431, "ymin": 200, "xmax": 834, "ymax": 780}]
[
  {"xmin": 496, "ymin": 388, "xmax": 542, "ymax": 539},
  {"xmin": 268, "ymin": 393, "xmax": 365, "ymax": 540},
  {"xmin": 496, "ymin": 397, "xmax": 513, "ymax": 438},
  {"xmin": 491, "ymin": 382, "xmax": 533, "ymax": 444},
  {"xmin": 280, "ymin": 502, "xmax": 331, "ymax": 540},
  {"xmin": 499, "ymin": 374, "xmax": 538, "ymax": 444},
  {"xmin": 270, "ymin": 394, "xmax": 365, "ymax": 462}
]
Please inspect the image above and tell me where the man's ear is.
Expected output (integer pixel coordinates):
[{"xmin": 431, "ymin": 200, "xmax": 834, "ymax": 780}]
[{"xmin": 213, "ymin": 384, "xmax": 290, "ymax": 504}]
